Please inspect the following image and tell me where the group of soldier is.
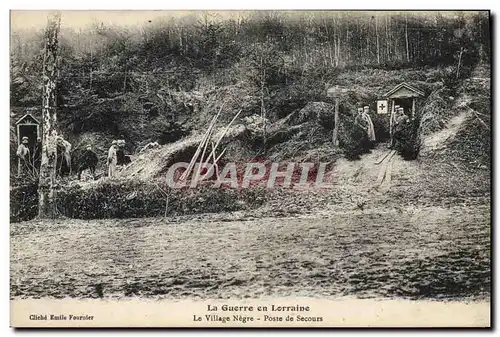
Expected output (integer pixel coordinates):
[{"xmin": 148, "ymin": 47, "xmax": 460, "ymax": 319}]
[
  {"xmin": 16, "ymin": 136, "xmax": 130, "ymax": 181},
  {"xmin": 355, "ymin": 106, "xmax": 377, "ymax": 142},
  {"xmin": 16, "ymin": 105, "xmax": 410, "ymax": 180}
]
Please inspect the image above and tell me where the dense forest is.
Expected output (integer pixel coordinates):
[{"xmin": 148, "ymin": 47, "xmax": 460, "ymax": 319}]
[{"xmin": 10, "ymin": 11, "xmax": 490, "ymax": 150}]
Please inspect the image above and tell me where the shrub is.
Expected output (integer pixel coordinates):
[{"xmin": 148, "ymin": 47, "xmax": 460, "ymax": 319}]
[
  {"xmin": 338, "ymin": 115, "xmax": 373, "ymax": 160},
  {"xmin": 10, "ymin": 183, "xmax": 39, "ymax": 223},
  {"xmin": 394, "ymin": 117, "xmax": 422, "ymax": 160},
  {"xmin": 419, "ymin": 87, "xmax": 452, "ymax": 135},
  {"xmin": 10, "ymin": 179, "xmax": 268, "ymax": 222}
]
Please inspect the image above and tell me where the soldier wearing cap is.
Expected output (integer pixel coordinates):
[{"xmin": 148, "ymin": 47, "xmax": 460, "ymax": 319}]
[
  {"xmin": 116, "ymin": 139, "xmax": 126, "ymax": 166},
  {"xmin": 56, "ymin": 136, "xmax": 73, "ymax": 176},
  {"xmin": 355, "ymin": 106, "xmax": 376, "ymax": 142},
  {"xmin": 107, "ymin": 140, "xmax": 118, "ymax": 178},
  {"xmin": 393, "ymin": 107, "xmax": 410, "ymax": 150},
  {"xmin": 16, "ymin": 136, "xmax": 30, "ymax": 176},
  {"xmin": 394, "ymin": 107, "xmax": 409, "ymax": 134},
  {"xmin": 362, "ymin": 106, "xmax": 376, "ymax": 142}
]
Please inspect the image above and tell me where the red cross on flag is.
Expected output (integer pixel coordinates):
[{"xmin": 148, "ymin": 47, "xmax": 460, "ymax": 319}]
[{"xmin": 377, "ymin": 100, "xmax": 388, "ymax": 114}]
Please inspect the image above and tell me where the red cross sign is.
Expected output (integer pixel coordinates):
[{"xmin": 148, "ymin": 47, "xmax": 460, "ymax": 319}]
[{"xmin": 377, "ymin": 100, "xmax": 388, "ymax": 114}]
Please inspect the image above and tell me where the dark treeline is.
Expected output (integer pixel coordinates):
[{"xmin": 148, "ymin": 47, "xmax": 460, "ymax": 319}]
[{"xmin": 10, "ymin": 11, "xmax": 490, "ymax": 147}]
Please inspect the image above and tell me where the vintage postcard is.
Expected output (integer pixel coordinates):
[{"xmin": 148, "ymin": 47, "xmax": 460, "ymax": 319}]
[{"xmin": 10, "ymin": 10, "xmax": 491, "ymax": 328}]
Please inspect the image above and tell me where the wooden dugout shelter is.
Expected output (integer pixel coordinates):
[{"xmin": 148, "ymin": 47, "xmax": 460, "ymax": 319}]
[
  {"xmin": 383, "ymin": 82, "xmax": 424, "ymax": 118},
  {"xmin": 15, "ymin": 113, "xmax": 41, "ymax": 174},
  {"xmin": 326, "ymin": 82, "xmax": 426, "ymax": 146},
  {"xmin": 15, "ymin": 113, "xmax": 41, "ymax": 146},
  {"xmin": 382, "ymin": 82, "xmax": 424, "ymax": 144}
]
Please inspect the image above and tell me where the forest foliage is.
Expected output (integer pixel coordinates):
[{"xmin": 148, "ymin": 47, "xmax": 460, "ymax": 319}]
[{"xmin": 10, "ymin": 11, "xmax": 490, "ymax": 150}]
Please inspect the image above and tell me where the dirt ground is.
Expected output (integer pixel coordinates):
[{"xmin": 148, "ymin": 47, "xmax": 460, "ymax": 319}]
[
  {"xmin": 10, "ymin": 128, "xmax": 491, "ymax": 301},
  {"xmin": 10, "ymin": 201, "xmax": 490, "ymax": 300}
]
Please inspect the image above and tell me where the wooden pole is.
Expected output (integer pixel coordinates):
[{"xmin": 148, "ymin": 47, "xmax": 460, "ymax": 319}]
[
  {"xmin": 179, "ymin": 98, "xmax": 223, "ymax": 181},
  {"xmin": 194, "ymin": 123, "xmax": 214, "ymax": 181},
  {"xmin": 332, "ymin": 98, "xmax": 339, "ymax": 147},
  {"xmin": 210, "ymin": 141, "xmax": 219, "ymax": 179},
  {"xmin": 389, "ymin": 100, "xmax": 395, "ymax": 147},
  {"xmin": 180, "ymin": 111, "xmax": 219, "ymax": 181},
  {"xmin": 204, "ymin": 109, "xmax": 242, "ymax": 165},
  {"xmin": 194, "ymin": 104, "xmax": 226, "ymax": 179}
]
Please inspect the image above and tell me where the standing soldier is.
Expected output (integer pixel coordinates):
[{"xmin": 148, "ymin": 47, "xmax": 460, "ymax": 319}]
[
  {"xmin": 116, "ymin": 139, "xmax": 126, "ymax": 166},
  {"xmin": 392, "ymin": 107, "xmax": 410, "ymax": 152},
  {"xmin": 362, "ymin": 106, "xmax": 376, "ymax": 142},
  {"xmin": 355, "ymin": 106, "xmax": 376, "ymax": 142},
  {"xmin": 56, "ymin": 136, "xmax": 72, "ymax": 176},
  {"xmin": 107, "ymin": 140, "xmax": 118, "ymax": 178},
  {"xmin": 17, "ymin": 136, "xmax": 30, "ymax": 177},
  {"xmin": 394, "ymin": 108, "xmax": 409, "ymax": 139}
]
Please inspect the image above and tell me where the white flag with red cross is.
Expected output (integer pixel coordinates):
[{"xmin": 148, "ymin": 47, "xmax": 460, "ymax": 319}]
[{"xmin": 377, "ymin": 100, "xmax": 388, "ymax": 114}]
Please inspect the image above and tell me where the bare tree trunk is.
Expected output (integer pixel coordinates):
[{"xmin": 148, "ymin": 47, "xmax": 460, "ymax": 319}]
[
  {"xmin": 89, "ymin": 47, "xmax": 93, "ymax": 90},
  {"xmin": 366, "ymin": 27, "xmax": 370, "ymax": 63},
  {"xmin": 405, "ymin": 14, "xmax": 410, "ymax": 62},
  {"xmin": 385, "ymin": 16, "xmax": 390, "ymax": 61},
  {"xmin": 333, "ymin": 16, "xmax": 338, "ymax": 67},
  {"xmin": 376, "ymin": 14, "xmax": 380, "ymax": 64},
  {"xmin": 346, "ymin": 20, "xmax": 350, "ymax": 63},
  {"xmin": 456, "ymin": 47, "xmax": 464, "ymax": 79},
  {"xmin": 323, "ymin": 18, "xmax": 332, "ymax": 66},
  {"xmin": 336, "ymin": 33, "xmax": 341, "ymax": 67},
  {"xmin": 38, "ymin": 11, "xmax": 61, "ymax": 219}
]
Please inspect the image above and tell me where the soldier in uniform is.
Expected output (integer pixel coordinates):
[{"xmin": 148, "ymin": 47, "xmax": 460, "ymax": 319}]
[
  {"xmin": 354, "ymin": 106, "xmax": 376, "ymax": 145},
  {"xmin": 32, "ymin": 137, "xmax": 42, "ymax": 175},
  {"xmin": 107, "ymin": 140, "xmax": 118, "ymax": 178},
  {"xmin": 362, "ymin": 106, "xmax": 376, "ymax": 142},
  {"xmin": 393, "ymin": 107, "xmax": 410, "ymax": 151},
  {"xmin": 16, "ymin": 136, "xmax": 30, "ymax": 177},
  {"xmin": 56, "ymin": 136, "xmax": 73, "ymax": 177},
  {"xmin": 116, "ymin": 139, "xmax": 126, "ymax": 166},
  {"xmin": 394, "ymin": 108, "xmax": 409, "ymax": 137}
]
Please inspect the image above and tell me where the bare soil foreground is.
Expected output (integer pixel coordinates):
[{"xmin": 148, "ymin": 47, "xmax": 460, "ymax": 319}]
[{"xmin": 11, "ymin": 204, "xmax": 490, "ymax": 301}]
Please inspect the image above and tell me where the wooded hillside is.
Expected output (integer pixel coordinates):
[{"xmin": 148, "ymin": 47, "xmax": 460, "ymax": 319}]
[{"xmin": 10, "ymin": 11, "xmax": 490, "ymax": 152}]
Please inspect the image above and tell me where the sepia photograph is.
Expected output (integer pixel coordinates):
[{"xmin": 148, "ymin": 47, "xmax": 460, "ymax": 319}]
[{"xmin": 9, "ymin": 9, "xmax": 491, "ymax": 327}]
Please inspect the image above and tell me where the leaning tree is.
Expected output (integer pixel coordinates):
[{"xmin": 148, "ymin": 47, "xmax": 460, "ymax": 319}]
[{"xmin": 38, "ymin": 11, "xmax": 61, "ymax": 219}]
